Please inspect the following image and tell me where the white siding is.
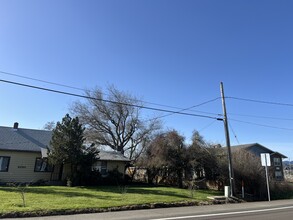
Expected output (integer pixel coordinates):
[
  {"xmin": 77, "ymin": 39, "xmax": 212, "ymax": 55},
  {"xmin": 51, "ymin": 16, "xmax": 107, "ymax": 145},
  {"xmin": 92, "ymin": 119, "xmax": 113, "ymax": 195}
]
[{"xmin": 0, "ymin": 150, "xmax": 53, "ymax": 183}]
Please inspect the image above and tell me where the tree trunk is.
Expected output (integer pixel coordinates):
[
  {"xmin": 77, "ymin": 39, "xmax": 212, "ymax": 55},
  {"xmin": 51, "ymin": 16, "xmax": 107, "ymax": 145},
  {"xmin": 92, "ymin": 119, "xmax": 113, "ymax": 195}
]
[
  {"xmin": 58, "ymin": 163, "xmax": 64, "ymax": 181},
  {"xmin": 177, "ymin": 169, "xmax": 183, "ymax": 188},
  {"xmin": 118, "ymin": 147, "xmax": 124, "ymax": 155}
]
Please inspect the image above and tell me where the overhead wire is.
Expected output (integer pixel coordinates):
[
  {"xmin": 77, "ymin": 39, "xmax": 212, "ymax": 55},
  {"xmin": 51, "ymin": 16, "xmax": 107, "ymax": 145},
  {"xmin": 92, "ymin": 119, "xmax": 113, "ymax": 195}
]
[
  {"xmin": 227, "ymin": 96, "xmax": 293, "ymax": 107},
  {"xmin": 0, "ymin": 70, "xmax": 86, "ymax": 92},
  {"xmin": 4, "ymin": 70, "xmax": 293, "ymax": 131},
  {"xmin": 198, "ymin": 119, "xmax": 218, "ymax": 133},
  {"xmin": 227, "ymin": 113, "xmax": 293, "ymax": 121},
  {"xmin": 150, "ymin": 97, "xmax": 221, "ymax": 120},
  {"xmin": 225, "ymin": 95, "xmax": 293, "ymax": 131},
  {"xmin": 228, "ymin": 121, "xmax": 240, "ymax": 144},
  {"xmin": 0, "ymin": 69, "xmax": 220, "ymax": 116},
  {"xmin": 229, "ymin": 118, "xmax": 293, "ymax": 131},
  {"xmin": 0, "ymin": 79, "xmax": 222, "ymax": 120}
]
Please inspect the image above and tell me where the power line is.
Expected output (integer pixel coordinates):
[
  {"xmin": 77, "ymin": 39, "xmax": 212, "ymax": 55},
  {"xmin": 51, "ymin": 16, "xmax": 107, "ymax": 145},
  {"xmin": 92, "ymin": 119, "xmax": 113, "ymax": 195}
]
[
  {"xmin": 0, "ymin": 79, "xmax": 222, "ymax": 120},
  {"xmin": 228, "ymin": 121, "xmax": 240, "ymax": 144},
  {"xmin": 4, "ymin": 71, "xmax": 293, "ymax": 133},
  {"xmin": 0, "ymin": 69, "xmax": 220, "ymax": 116},
  {"xmin": 198, "ymin": 119, "xmax": 218, "ymax": 132},
  {"xmin": 227, "ymin": 96, "xmax": 293, "ymax": 107},
  {"xmin": 4, "ymin": 74, "xmax": 293, "ymax": 134},
  {"xmin": 230, "ymin": 118, "xmax": 293, "ymax": 131},
  {"xmin": 151, "ymin": 97, "xmax": 221, "ymax": 120},
  {"xmin": 228, "ymin": 112, "xmax": 293, "ymax": 121},
  {"xmin": 4, "ymin": 70, "xmax": 293, "ymax": 127},
  {"xmin": 0, "ymin": 70, "xmax": 86, "ymax": 92}
]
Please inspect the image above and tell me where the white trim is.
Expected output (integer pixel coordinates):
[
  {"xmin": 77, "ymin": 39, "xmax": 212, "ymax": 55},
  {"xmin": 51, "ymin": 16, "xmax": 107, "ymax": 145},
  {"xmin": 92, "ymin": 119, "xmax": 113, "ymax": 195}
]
[{"xmin": 41, "ymin": 148, "xmax": 48, "ymax": 158}]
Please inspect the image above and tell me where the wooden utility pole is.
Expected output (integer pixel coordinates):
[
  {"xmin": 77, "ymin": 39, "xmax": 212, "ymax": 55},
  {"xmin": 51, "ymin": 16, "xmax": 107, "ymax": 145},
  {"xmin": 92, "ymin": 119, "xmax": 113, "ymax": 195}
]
[{"xmin": 220, "ymin": 82, "xmax": 235, "ymax": 197}]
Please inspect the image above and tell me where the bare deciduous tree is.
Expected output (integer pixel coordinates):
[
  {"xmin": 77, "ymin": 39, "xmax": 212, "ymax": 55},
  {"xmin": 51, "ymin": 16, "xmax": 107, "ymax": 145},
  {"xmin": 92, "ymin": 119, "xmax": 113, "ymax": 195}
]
[
  {"xmin": 232, "ymin": 149, "xmax": 265, "ymax": 196},
  {"xmin": 71, "ymin": 86, "xmax": 160, "ymax": 159},
  {"xmin": 43, "ymin": 121, "xmax": 55, "ymax": 130},
  {"xmin": 211, "ymin": 147, "xmax": 266, "ymax": 197},
  {"xmin": 139, "ymin": 130, "xmax": 188, "ymax": 188}
]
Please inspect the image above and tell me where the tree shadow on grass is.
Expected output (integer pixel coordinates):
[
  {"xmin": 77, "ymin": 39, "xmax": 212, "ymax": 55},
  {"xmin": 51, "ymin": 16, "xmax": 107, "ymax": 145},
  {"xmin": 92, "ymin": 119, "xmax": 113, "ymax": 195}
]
[{"xmin": 88, "ymin": 186, "xmax": 193, "ymax": 200}]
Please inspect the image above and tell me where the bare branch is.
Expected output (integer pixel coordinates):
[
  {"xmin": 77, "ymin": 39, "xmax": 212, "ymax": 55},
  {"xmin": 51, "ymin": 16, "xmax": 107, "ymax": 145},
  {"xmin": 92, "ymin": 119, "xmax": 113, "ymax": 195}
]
[{"xmin": 71, "ymin": 85, "xmax": 161, "ymax": 157}]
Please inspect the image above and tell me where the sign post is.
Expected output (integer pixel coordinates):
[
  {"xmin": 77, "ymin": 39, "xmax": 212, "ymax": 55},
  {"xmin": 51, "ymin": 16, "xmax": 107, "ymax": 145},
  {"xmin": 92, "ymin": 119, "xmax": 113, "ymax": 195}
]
[{"xmin": 261, "ymin": 153, "xmax": 271, "ymax": 201}]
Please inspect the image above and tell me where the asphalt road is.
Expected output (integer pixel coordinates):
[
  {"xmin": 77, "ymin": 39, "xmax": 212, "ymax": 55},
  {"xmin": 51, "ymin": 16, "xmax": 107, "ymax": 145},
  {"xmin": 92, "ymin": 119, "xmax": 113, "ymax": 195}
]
[{"xmin": 4, "ymin": 199, "xmax": 293, "ymax": 220}]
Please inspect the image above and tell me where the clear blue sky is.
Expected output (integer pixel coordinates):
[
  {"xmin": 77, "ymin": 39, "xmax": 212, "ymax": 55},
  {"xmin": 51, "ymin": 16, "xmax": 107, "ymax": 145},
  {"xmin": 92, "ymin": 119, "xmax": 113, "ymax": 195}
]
[{"xmin": 1, "ymin": 0, "xmax": 293, "ymax": 159}]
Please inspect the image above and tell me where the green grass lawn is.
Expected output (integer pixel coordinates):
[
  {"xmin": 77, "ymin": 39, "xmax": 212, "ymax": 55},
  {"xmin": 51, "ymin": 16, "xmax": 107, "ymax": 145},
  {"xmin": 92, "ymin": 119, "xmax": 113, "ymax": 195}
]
[{"xmin": 0, "ymin": 185, "xmax": 222, "ymax": 215}]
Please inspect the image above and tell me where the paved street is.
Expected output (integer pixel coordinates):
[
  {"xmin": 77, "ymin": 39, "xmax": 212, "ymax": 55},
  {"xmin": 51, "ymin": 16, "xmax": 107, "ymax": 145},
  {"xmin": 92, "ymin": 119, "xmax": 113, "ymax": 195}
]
[{"xmin": 4, "ymin": 199, "xmax": 293, "ymax": 220}]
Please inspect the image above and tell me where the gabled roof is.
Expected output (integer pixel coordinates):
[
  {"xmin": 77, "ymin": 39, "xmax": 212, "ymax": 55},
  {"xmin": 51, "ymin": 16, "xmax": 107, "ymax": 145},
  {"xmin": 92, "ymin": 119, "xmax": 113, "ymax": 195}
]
[
  {"xmin": 231, "ymin": 143, "xmax": 287, "ymax": 158},
  {"xmin": 98, "ymin": 151, "xmax": 130, "ymax": 162},
  {"xmin": 0, "ymin": 125, "xmax": 130, "ymax": 161},
  {"xmin": 0, "ymin": 126, "xmax": 51, "ymax": 152},
  {"xmin": 232, "ymin": 143, "xmax": 273, "ymax": 152}
]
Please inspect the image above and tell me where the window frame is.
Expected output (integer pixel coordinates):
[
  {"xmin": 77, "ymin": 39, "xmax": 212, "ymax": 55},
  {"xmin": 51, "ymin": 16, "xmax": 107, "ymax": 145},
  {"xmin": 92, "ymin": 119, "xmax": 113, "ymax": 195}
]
[
  {"xmin": 101, "ymin": 161, "xmax": 107, "ymax": 175},
  {"xmin": 92, "ymin": 161, "xmax": 108, "ymax": 175},
  {"xmin": 34, "ymin": 157, "xmax": 53, "ymax": 172},
  {"xmin": 0, "ymin": 156, "xmax": 10, "ymax": 172},
  {"xmin": 275, "ymin": 171, "xmax": 283, "ymax": 180},
  {"xmin": 273, "ymin": 157, "xmax": 281, "ymax": 166}
]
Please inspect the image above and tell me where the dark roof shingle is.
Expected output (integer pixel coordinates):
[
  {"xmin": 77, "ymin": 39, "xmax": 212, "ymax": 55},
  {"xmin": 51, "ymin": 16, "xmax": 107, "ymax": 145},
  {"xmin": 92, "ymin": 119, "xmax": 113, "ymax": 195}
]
[
  {"xmin": 98, "ymin": 151, "xmax": 130, "ymax": 162},
  {"xmin": 0, "ymin": 126, "xmax": 130, "ymax": 161},
  {"xmin": 0, "ymin": 126, "xmax": 51, "ymax": 152}
]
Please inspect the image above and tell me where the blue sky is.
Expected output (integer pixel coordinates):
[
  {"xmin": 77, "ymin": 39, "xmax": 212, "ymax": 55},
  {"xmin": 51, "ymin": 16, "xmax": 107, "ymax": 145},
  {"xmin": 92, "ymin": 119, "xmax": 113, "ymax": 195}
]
[{"xmin": 1, "ymin": 0, "xmax": 293, "ymax": 159}]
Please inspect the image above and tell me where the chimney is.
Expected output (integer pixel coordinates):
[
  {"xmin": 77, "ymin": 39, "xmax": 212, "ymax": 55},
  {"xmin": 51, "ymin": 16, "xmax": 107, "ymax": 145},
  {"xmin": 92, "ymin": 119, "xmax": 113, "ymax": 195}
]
[
  {"xmin": 213, "ymin": 144, "xmax": 222, "ymax": 148},
  {"xmin": 13, "ymin": 122, "xmax": 19, "ymax": 130}
]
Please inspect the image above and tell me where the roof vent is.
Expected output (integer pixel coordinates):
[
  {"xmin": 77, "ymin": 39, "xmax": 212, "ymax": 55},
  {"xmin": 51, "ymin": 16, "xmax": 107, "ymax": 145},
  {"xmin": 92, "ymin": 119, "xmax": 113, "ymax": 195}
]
[{"xmin": 13, "ymin": 122, "xmax": 19, "ymax": 130}]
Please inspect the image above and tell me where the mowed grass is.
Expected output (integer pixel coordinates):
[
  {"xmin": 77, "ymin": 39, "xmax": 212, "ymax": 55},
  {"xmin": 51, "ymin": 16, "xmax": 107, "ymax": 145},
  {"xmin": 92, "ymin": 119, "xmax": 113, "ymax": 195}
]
[{"xmin": 0, "ymin": 186, "xmax": 221, "ymax": 214}]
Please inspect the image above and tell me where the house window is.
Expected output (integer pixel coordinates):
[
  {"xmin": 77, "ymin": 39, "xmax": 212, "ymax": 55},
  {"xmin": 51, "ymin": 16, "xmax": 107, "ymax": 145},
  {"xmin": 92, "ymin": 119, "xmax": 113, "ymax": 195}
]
[
  {"xmin": 101, "ymin": 161, "xmax": 107, "ymax": 175},
  {"xmin": 275, "ymin": 171, "xmax": 283, "ymax": 180},
  {"xmin": 0, "ymin": 156, "xmax": 10, "ymax": 172},
  {"xmin": 273, "ymin": 157, "xmax": 281, "ymax": 166},
  {"xmin": 92, "ymin": 161, "xmax": 108, "ymax": 175},
  {"xmin": 34, "ymin": 158, "xmax": 53, "ymax": 172}
]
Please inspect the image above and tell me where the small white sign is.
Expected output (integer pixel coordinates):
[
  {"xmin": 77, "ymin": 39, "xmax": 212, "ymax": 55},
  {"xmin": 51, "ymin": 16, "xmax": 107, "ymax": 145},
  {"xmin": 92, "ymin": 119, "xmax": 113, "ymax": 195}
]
[
  {"xmin": 41, "ymin": 148, "xmax": 48, "ymax": 158},
  {"xmin": 261, "ymin": 153, "xmax": 271, "ymax": 167}
]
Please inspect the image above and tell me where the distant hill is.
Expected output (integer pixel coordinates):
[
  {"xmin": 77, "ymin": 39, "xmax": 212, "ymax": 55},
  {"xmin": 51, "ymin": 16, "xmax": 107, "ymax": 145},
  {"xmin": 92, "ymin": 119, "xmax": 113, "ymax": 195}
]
[{"xmin": 283, "ymin": 160, "xmax": 293, "ymax": 166}]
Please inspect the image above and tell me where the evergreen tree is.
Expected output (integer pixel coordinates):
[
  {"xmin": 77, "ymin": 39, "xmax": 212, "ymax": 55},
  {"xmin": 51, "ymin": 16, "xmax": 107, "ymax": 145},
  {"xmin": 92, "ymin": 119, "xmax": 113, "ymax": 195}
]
[{"xmin": 48, "ymin": 114, "xmax": 98, "ymax": 185}]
